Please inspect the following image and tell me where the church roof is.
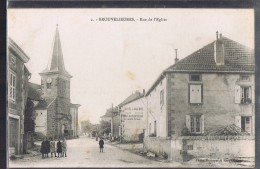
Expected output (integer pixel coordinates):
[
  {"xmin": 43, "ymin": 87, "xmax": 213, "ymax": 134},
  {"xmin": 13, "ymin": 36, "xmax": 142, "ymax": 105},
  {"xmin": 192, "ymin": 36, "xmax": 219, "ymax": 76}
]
[
  {"xmin": 40, "ymin": 25, "xmax": 72, "ymax": 78},
  {"xmin": 34, "ymin": 98, "xmax": 56, "ymax": 110}
]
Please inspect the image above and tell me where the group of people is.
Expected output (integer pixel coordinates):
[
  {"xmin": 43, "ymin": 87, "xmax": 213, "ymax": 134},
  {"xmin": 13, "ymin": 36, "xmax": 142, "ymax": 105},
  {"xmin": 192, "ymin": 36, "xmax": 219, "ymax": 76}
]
[{"xmin": 40, "ymin": 137, "xmax": 67, "ymax": 158}]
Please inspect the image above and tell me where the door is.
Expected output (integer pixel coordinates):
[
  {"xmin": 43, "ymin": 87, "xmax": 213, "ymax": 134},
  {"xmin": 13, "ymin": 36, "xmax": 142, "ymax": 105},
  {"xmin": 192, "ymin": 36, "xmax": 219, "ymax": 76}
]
[{"xmin": 9, "ymin": 117, "xmax": 19, "ymax": 155}]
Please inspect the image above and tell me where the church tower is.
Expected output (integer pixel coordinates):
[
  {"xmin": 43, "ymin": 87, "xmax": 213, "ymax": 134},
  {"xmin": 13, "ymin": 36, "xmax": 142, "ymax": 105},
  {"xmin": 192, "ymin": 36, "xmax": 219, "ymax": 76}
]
[
  {"xmin": 39, "ymin": 25, "xmax": 73, "ymax": 138},
  {"xmin": 39, "ymin": 25, "xmax": 72, "ymax": 100}
]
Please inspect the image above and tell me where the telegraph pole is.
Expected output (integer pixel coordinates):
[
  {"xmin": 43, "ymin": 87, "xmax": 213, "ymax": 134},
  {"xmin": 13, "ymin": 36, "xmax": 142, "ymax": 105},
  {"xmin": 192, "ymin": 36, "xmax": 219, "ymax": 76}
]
[{"xmin": 111, "ymin": 104, "xmax": 114, "ymax": 139}]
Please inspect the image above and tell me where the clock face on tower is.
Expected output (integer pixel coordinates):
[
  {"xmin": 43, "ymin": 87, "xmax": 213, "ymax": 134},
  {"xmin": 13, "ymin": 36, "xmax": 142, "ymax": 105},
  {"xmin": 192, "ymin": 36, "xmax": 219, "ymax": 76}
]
[{"xmin": 47, "ymin": 78, "xmax": 52, "ymax": 83}]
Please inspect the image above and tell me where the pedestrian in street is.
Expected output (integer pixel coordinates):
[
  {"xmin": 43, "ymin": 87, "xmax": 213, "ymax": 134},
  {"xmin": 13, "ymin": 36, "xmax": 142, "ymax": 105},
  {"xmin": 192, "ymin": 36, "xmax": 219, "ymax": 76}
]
[
  {"xmin": 50, "ymin": 138, "xmax": 57, "ymax": 157},
  {"xmin": 62, "ymin": 138, "xmax": 67, "ymax": 157},
  {"xmin": 99, "ymin": 138, "xmax": 104, "ymax": 153},
  {"xmin": 45, "ymin": 137, "xmax": 50, "ymax": 158},
  {"xmin": 57, "ymin": 139, "xmax": 62, "ymax": 157},
  {"xmin": 40, "ymin": 138, "xmax": 46, "ymax": 159}
]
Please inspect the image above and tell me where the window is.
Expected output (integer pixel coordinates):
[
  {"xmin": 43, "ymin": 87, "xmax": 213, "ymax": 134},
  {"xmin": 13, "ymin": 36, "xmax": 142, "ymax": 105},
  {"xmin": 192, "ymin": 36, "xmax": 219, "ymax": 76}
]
[
  {"xmin": 241, "ymin": 75, "xmax": 250, "ymax": 81},
  {"xmin": 186, "ymin": 114, "xmax": 204, "ymax": 134},
  {"xmin": 9, "ymin": 72, "xmax": 16, "ymax": 101},
  {"xmin": 235, "ymin": 116, "xmax": 252, "ymax": 134},
  {"xmin": 235, "ymin": 85, "xmax": 254, "ymax": 104},
  {"xmin": 241, "ymin": 87, "xmax": 250, "ymax": 103},
  {"xmin": 191, "ymin": 116, "xmax": 201, "ymax": 133},
  {"xmin": 160, "ymin": 90, "xmax": 164, "ymax": 106},
  {"xmin": 47, "ymin": 82, "xmax": 52, "ymax": 89},
  {"xmin": 189, "ymin": 84, "xmax": 202, "ymax": 104},
  {"xmin": 149, "ymin": 123, "xmax": 151, "ymax": 135},
  {"xmin": 10, "ymin": 56, "xmax": 16, "ymax": 66},
  {"xmin": 190, "ymin": 74, "xmax": 201, "ymax": 81}
]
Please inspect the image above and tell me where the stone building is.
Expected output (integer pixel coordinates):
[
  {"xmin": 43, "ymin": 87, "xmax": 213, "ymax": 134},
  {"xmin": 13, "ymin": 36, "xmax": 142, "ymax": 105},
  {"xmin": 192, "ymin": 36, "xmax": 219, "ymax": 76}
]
[
  {"xmin": 145, "ymin": 33, "xmax": 255, "ymax": 139},
  {"xmin": 8, "ymin": 38, "xmax": 31, "ymax": 155},
  {"xmin": 34, "ymin": 26, "xmax": 80, "ymax": 139},
  {"xmin": 118, "ymin": 90, "xmax": 146, "ymax": 142}
]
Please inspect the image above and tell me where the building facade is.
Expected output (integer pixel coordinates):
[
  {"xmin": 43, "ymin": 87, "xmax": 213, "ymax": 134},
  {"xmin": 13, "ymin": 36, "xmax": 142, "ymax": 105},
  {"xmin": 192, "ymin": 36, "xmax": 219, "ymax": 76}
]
[
  {"xmin": 145, "ymin": 34, "xmax": 255, "ymax": 139},
  {"xmin": 8, "ymin": 38, "xmax": 31, "ymax": 155},
  {"xmin": 119, "ymin": 91, "xmax": 147, "ymax": 142},
  {"xmin": 34, "ymin": 26, "xmax": 80, "ymax": 139}
]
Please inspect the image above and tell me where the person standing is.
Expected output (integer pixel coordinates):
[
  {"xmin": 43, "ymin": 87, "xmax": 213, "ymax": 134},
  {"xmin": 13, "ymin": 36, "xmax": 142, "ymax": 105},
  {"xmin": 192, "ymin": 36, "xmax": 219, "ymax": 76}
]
[
  {"xmin": 62, "ymin": 138, "xmax": 67, "ymax": 157},
  {"xmin": 50, "ymin": 138, "xmax": 56, "ymax": 157},
  {"xmin": 99, "ymin": 138, "xmax": 104, "ymax": 153},
  {"xmin": 45, "ymin": 137, "xmax": 50, "ymax": 158},
  {"xmin": 40, "ymin": 138, "xmax": 46, "ymax": 159},
  {"xmin": 57, "ymin": 139, "xmax": 62, "ymax": 157}
]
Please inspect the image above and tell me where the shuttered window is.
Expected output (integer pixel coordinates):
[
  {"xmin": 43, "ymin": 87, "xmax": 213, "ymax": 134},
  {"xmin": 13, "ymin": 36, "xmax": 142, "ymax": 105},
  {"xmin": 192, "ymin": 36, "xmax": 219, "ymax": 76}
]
[
  {"xmin": 235, "ymin": 85, "xmax": 254, "ymax": 104},
  {"xmin": 9, "ymin": 72, "xmax": 16, "ymax": 101},
  {"xmin": 189, "ymin": 84, "xmax": 202, "ymax": 104},
  {"xmin": 186, "ymin": 114, "xmax": 204, "ymax": 134}
]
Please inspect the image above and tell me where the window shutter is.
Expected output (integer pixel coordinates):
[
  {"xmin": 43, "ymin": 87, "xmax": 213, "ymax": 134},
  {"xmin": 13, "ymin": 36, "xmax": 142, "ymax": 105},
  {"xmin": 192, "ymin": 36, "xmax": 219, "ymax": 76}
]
[
  {"xmin": 201, "ymin": 115, "xmax": 204, "ymax": 134},
  {"xmin": 251, "ymin": 86, "xmax": 255, "ymax": 103},
  {"xmin": 186, "ymin": 115, "xmax": 191, "ymax": 131},
  {"xmin": 252, "ymin": 115, "xmax": 255, "ymax": 135},
  {"xmin": 235, "ymin": 116, "xmax": 241, "ymax": 130},
  {"xmin": 190, "ymin": 85, "xmax": 202, "ymax": 103},
  {"xmin": 235, "ymin": 85, "xmax": 241, "ymax": 103}
]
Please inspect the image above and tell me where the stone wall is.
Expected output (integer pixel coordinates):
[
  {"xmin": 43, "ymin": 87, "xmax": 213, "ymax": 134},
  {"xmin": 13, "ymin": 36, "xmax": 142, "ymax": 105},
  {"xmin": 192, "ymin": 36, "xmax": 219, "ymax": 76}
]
[
  {"xmin": 56, "ymin": 97, "xmax": 72, "ymax": 138},
  {"xmin": 171, "ymin": 136, "xmax": 255, "ymax": 161},
  {"xmin": 47, "ymin": 99, "xmax": 57, "ymax": 138},
  {"xmin": 144, "ymin": 137, "xmax": 171, "ymax": 159}
]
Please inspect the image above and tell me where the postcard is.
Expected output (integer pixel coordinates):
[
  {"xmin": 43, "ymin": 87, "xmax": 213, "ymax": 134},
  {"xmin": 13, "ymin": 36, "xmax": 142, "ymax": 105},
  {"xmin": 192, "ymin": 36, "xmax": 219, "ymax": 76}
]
[{"xmin": 7, "ymin": 8, "xmax": 255, "ymax": 168}]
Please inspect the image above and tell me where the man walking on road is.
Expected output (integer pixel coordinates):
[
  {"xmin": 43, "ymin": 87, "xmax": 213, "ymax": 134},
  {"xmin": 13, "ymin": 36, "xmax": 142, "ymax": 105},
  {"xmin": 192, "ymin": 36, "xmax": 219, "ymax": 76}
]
[{"xmin": 99, "ymin": 138, "xmax": 104, "ymax": 153}]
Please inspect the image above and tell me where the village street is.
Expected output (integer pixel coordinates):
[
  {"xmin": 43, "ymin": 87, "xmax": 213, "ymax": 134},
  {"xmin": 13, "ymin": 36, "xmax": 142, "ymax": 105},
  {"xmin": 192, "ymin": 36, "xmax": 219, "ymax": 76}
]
[{"xmin": 9, "ymin": 136, "xmax": 185, "ymax": 168}]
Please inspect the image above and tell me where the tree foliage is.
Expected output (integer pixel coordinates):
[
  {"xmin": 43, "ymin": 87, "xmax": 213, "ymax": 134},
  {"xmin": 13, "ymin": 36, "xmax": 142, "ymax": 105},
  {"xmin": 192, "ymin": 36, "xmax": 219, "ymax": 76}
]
[
  {"xmin": 100, "ymin": 120, "xmax": 111, "ymax": 135},
  {"xmin": 81, "ymin": 120, "xmax": 94, "ymax": 134},
  {"xmin": 24, "ymin": 98, "xmax": 35, "ymax": 133}
]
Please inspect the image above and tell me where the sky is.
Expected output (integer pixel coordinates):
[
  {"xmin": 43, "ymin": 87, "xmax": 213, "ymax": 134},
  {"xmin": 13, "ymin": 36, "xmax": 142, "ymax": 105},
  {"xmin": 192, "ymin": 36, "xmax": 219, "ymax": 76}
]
[{"xmin": 8, "ymin": 9, "xmax": 254, "ymax": 124}]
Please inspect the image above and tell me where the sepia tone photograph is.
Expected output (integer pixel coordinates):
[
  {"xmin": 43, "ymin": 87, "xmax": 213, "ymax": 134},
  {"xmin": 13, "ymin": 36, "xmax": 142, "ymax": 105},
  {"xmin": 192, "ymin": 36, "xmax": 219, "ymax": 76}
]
[{"xmin": 7, "ymin": 8, "xmax": 254, "ymax": 168}]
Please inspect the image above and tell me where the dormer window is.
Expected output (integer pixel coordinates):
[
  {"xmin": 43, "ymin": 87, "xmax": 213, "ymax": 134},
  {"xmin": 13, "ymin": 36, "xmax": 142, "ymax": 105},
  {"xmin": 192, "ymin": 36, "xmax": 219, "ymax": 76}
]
[{"xmin": 190, "ymin": 74, "xmax": 202, "ymax": 81}]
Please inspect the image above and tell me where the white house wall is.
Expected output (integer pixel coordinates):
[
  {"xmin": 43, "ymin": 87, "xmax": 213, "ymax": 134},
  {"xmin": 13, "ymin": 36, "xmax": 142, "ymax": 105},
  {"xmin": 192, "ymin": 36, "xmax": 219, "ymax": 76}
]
[
  {"xmin": 35, "ymin": 110, "xmax": 47, "ymax": 136},
  {"xmin": 146, "ymin": 77, "xmax": 167, "ymax": 137},
  {"xmin": 121, "ymin": 97, "xmax": 147, "ymax": 141}
]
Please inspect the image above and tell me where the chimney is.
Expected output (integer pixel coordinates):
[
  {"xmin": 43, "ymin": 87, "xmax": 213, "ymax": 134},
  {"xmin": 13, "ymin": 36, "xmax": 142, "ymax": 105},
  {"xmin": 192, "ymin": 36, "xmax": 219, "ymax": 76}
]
[
  {"xmin": 143, "ymin": 89, "xmax": 145, "ymax": 95},
  {"xmin": 175, "ymin": 49, "xmax": 179, "ymax": 63},
  {"xmin": 216, "ymin": 31, "xmax": 219, "ymax": 40},
  {"xmin": 214, "ymin": 32, "xmax": 225, "ymax": 65}
]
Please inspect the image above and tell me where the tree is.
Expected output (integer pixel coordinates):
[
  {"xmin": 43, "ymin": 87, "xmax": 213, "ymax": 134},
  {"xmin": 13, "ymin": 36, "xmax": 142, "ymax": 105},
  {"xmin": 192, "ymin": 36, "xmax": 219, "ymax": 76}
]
[
  {"xmin": 24, "ymin": 98, "xmax": 35, "ymax": 133},
  {"xmin": 81, "ymin": 120, "xmax": 94, "ymax": 136},
  {"xmin": 100, "ymin": 120, "xmax": 111, "ymax": 136}
]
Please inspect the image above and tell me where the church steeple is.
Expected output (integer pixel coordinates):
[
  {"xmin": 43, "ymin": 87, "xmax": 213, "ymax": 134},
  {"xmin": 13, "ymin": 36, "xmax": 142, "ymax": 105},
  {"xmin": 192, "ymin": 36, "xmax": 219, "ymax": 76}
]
[{"xmin": 40, "ymin": 25, "xmax": 72, "ymax": 78}]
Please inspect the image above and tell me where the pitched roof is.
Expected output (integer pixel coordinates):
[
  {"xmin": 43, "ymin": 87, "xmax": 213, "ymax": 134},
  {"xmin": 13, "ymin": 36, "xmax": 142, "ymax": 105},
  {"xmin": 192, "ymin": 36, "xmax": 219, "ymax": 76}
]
[
  {"xmin": 146, "ymin": 36, "xmax": 254, "ymax": 96},
  {"xmin": 118, "ymin": 91, "xmax": 144, "ymax": 107},
  {"xmin": 101, "ymin": 107, "xmax": 118, "ymax": 118},
  {"xmin": 34, "ymin": 98, "xmax": 56, "ymax": 110},
  {"xmin": 28, "ymin": 82, "xmax": 42, "ymax": 101},
  {"xmin": 8, "ymin": 38, "xmax": 30, "ymax": 63},
  {"xmin": 167, "ymin": 37, "xmax": 254, "ymax": 73},
  {"xmin": 40, "ymin": 25, "xmax": 72, "ymax": 78}
]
